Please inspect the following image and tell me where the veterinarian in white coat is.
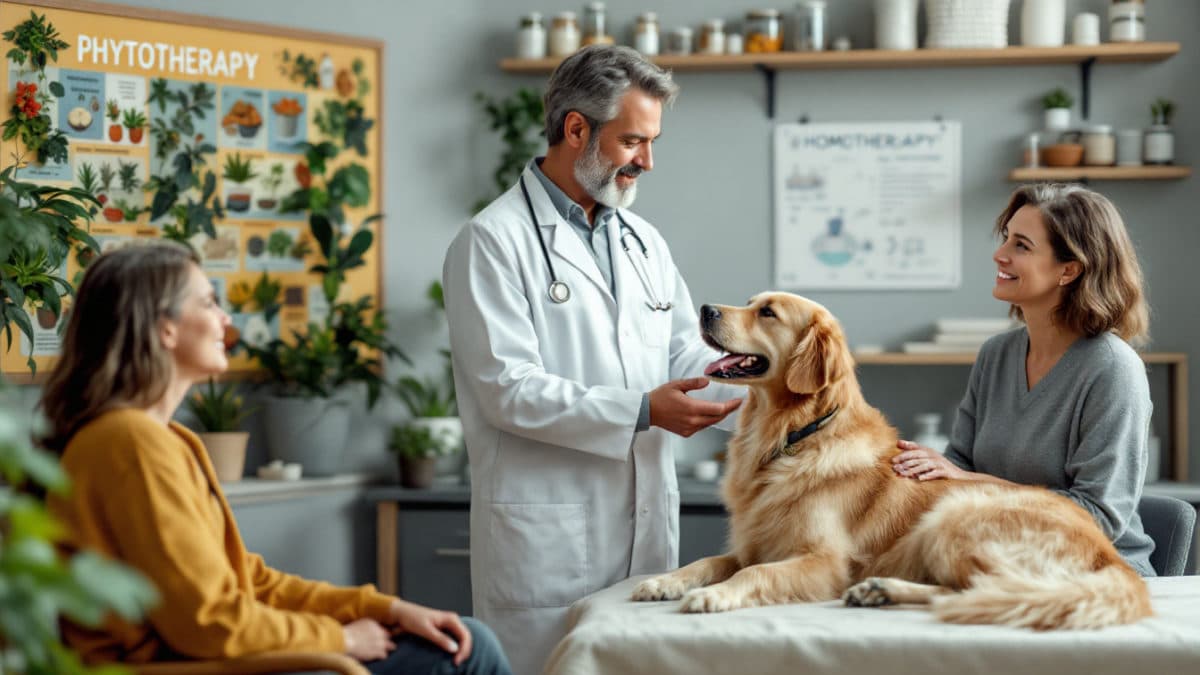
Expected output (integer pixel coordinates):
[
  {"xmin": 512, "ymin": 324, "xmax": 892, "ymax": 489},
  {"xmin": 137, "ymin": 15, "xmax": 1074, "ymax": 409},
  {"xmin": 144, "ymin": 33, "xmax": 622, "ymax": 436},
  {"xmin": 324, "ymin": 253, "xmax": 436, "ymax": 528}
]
[{"xmin": 443, "ymin": 46, "xmax": 743, "ymax": 674}]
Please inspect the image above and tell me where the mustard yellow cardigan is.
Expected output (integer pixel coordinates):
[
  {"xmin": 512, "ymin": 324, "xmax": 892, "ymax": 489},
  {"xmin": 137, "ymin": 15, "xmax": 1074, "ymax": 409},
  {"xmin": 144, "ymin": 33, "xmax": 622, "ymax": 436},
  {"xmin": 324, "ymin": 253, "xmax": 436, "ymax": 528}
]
[{"xmin": 49, "ymin": 408, "xmax": 394, "ymax": 664}]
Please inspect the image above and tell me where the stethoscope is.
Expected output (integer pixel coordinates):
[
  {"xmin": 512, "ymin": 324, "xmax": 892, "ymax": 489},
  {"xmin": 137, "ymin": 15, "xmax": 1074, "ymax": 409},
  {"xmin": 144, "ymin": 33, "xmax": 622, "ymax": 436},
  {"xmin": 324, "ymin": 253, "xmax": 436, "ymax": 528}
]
[{"xmin": 520, "ymin": 176, "xmax": 673, "ymax": 311}]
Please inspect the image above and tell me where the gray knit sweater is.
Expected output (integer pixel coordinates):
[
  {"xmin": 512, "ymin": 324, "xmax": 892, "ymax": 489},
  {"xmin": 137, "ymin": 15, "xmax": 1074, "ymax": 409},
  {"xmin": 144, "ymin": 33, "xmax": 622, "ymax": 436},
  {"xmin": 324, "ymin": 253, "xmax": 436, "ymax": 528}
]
[{"xmin": 945, "ymin": 327, "xmax": 1156, "ymax": 576}]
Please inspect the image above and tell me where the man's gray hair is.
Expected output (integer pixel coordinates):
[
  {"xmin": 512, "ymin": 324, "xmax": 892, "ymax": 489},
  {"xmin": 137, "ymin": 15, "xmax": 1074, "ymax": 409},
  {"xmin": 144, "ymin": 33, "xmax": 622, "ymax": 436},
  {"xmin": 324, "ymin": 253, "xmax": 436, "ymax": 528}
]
[{"xmin": 543, "ymin": 45, "xmax": 679, "ymax": 146}]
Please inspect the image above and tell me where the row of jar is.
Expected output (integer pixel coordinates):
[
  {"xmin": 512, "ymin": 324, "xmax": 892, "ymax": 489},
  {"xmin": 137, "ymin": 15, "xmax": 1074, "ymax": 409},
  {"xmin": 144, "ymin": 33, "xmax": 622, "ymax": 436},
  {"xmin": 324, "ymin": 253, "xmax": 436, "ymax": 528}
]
[
  {"xmin": 1023, "ymin": 125, "xmax": 1176, "ymax": 169},
  {"xmin": 516, "ymin": 6, "xmax": 830, "ymax": 59}
]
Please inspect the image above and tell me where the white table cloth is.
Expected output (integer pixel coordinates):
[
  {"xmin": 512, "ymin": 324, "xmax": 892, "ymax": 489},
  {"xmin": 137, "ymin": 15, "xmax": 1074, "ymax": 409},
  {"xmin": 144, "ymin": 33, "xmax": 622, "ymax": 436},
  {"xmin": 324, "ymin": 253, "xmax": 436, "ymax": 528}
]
[{"xmin": 543, "ymin": 575, "xmax": 1200, "ymax": 675}]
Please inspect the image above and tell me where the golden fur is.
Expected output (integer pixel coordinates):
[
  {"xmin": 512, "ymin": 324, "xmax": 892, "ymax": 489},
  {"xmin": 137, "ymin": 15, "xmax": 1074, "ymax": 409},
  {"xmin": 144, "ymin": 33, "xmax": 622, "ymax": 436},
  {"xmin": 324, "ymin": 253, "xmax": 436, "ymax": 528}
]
[{"xmin": 632, "ymin": 292, "xmax": 1152, "ymax": 629}]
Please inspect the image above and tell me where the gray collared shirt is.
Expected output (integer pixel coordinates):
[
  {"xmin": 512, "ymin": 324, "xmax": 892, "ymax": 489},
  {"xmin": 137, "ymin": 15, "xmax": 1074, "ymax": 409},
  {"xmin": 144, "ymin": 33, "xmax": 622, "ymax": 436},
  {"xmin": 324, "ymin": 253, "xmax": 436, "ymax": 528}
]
[
  {"xmin": 530, "ymin": 158, "xmax": 616, "ymax": 294},
  {"xmin": 528, "ymin": 159, "xmax": 650, "ymax": 432}
]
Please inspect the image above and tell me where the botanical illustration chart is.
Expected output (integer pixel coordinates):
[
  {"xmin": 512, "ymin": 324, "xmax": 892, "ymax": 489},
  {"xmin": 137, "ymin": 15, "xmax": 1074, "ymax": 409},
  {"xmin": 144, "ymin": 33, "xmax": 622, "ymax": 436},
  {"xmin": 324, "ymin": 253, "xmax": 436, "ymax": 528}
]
[{"xmin": 0, "ymin": 1, "xmax": 381, "ymax": 378}]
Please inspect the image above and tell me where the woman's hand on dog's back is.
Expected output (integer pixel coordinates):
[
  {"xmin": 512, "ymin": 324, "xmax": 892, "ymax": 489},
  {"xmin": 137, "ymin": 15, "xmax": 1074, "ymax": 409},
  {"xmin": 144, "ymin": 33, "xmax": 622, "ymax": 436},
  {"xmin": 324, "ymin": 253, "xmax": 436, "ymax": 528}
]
[
  {"xmin": 649, "ymin": 377, "xmax": 743, "ymax": 438},
  {"xmin": 892, "ymin": 441, "xmax": 971, "ymax": 481}
]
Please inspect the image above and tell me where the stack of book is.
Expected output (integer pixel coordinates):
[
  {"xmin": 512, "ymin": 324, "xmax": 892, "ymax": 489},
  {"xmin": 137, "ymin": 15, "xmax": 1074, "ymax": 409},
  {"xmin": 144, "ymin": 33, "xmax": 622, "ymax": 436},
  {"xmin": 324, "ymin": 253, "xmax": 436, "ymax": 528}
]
[{"xmin": 902, "ymin": 318, "xmax": 1019, "ymax": 354}]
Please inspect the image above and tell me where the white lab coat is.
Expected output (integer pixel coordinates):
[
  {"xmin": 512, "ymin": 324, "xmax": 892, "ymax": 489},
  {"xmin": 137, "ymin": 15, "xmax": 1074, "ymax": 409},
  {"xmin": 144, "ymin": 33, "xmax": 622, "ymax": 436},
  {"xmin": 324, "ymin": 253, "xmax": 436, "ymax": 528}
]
[{"xmin": 442, "ymin": 166, "xmax": 741, "ymax": 675}]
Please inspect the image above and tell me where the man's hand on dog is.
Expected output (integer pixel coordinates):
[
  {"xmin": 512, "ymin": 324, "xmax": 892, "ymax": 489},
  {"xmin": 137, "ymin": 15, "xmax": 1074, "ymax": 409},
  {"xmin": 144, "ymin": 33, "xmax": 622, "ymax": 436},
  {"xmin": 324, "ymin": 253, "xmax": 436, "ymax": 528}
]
[
  {"xmin": 892, "ymin": 441, "xmax": 969, "ymax": 481},
  {"xmin": 649, "ymin": 377, "xmax": 742, "ymax": 438}
]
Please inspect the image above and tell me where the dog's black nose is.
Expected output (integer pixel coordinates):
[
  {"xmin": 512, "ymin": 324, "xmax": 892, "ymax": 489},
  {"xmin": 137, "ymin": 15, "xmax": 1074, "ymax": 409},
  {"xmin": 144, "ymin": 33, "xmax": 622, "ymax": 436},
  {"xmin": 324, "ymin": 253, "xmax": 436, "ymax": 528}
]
[{"xmin": 700, "ymin": 305, "xmax": 721, "ymax": 328}]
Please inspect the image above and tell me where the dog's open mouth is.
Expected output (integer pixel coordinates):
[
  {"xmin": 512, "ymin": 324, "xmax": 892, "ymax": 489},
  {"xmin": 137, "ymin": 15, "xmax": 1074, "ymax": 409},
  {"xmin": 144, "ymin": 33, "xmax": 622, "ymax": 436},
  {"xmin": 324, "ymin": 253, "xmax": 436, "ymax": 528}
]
[
  {"xmin": 702, "ymin": 331, "xmax": 769, "ymax": 379},
  {"xmin": 705, "ymin": 353, "xmax": 769, "ymax": 379}
]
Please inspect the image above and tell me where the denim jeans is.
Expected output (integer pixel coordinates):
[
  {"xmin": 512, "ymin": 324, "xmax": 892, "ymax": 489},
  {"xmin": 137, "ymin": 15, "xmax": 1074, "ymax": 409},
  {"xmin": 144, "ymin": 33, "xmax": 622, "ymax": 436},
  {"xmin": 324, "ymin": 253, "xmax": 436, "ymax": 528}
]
[{"xmin": 364, "ymin": 617, "xmax": 512, "ymax": 675}]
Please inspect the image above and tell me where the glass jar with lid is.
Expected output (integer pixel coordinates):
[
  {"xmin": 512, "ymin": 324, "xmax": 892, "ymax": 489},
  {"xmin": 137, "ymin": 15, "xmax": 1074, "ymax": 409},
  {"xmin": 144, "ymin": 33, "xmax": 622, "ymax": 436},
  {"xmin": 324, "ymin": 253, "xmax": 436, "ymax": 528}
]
[
  {"xmin": 515, "ymin": 12, "xmax": 547, "ymax": 60},
  {"xmin": 633, "ymin": 12, "xmax": 660, "ymax": 56},
  {"xmin": 1082, "ymin": 124, "xmax": 1116, "ymax": 166},
  {"xmin": 549, "ymin": 12, "xmax": 581, "ymax": 57},
  {"xmin": 1109, "ymin": 0, "xmax": 1145, "ymax": 42},
  {"xmin": 698, "ymin": 19, "xmax": 726, "ymax": 55},
  {"xmin": 665, "ymin": 26, "xmax": 693, "ymax": 56},
  {"xmin": 582, "ymin": 2, "xmax": 614, "ymax": 46},
  {"xmin": 745, "ymin": 9, "xmax": 783, "ymax": 53},
  {"xmin": 791, "ymin": 0, "xmax": 827, "ymax": 51}
]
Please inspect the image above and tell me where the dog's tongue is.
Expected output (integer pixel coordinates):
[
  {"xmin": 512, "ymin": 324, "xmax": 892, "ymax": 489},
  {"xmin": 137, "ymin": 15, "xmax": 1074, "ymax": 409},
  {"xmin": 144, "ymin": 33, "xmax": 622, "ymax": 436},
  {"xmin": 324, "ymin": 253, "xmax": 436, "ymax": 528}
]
[{"xmin": 705, "ymin": 354, "xmax": 743, "ymax": 376}]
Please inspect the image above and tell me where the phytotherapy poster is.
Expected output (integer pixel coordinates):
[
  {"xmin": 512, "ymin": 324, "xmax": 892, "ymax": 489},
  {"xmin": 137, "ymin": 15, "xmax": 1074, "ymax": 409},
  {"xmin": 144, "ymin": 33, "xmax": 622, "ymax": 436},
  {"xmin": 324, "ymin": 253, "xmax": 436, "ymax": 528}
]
[
  {"xmin": 0, "ymin": 1, "xmax": 381, "ymax": 378},
  {"xmin": 773, "ymin": 121, "xmax": 962, "ymax": 290}
]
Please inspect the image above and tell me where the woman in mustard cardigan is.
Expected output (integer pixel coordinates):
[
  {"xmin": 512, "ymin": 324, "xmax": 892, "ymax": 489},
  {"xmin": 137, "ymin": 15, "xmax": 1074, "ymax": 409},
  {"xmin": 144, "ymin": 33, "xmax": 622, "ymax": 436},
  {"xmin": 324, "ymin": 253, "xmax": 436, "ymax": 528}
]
[{"xmin": 41, "ymin": 241, "xmax": 511, "ymax": 675}]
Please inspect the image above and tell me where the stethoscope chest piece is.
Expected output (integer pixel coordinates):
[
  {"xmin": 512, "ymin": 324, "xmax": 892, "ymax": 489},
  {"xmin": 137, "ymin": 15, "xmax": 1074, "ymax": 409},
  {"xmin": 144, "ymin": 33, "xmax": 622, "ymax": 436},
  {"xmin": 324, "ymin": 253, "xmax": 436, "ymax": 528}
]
[{"xmin": 548, "ymin": 280, "xmax": 571, "ymax": 304}]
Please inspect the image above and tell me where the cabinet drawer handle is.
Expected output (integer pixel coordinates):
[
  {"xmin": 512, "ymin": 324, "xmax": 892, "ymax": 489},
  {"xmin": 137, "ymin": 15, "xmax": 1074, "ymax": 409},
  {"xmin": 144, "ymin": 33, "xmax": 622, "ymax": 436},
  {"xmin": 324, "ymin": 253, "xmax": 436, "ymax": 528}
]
[{"xmin": 434, "ymin": 547, "xmax": 471, "ymax": 558}]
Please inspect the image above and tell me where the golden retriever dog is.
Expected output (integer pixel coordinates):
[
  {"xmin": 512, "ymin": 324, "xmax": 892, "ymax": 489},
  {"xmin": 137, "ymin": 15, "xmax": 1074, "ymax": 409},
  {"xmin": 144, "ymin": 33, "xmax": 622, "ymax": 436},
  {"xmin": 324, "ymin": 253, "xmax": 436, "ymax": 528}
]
[{"xmin": 632, "ymin": 292, "xmax": 1151, "ymax": 629}]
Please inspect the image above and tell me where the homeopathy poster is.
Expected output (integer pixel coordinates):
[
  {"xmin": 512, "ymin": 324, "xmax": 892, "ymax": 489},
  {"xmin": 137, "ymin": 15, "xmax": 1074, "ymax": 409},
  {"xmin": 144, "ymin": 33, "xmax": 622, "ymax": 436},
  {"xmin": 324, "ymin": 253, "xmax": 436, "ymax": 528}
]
[{"xmin": 773, "ymin": 121, "xmax": 962, "ymax": 290}]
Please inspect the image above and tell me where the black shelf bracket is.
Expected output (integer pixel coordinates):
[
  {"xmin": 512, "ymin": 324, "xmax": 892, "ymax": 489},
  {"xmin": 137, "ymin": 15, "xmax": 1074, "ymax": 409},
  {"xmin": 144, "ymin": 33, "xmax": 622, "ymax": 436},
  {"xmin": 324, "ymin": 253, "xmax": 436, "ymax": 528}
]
[
  {"xmin": 1079, "ymin": 57, "xmax": 1096, "ymax": 121},
  {"xmin": 755, "ymin": 63, "xmax": 777, "ymax": 119}
]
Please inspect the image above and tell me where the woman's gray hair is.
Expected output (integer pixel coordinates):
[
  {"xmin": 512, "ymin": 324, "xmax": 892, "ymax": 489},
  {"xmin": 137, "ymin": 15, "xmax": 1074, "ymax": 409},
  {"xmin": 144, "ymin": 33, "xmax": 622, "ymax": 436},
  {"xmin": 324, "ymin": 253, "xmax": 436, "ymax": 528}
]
[{"xmin": 544, "ymin": 45, "xmax": 679, "ymax": 146}]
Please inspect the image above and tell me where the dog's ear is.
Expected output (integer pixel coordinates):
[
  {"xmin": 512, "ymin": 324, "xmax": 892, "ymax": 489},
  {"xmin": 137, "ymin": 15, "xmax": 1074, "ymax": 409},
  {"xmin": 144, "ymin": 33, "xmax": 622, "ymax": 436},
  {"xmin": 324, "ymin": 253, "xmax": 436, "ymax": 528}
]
[{"xmin": 785, "ymin": 318, "xmax": 850, "ymax": 394}]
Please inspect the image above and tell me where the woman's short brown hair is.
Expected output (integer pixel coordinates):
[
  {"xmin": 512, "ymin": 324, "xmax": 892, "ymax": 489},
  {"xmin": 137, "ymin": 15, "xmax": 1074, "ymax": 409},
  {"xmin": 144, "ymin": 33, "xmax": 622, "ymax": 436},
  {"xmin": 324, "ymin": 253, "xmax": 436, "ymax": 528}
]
[
  {"xmin": 40, "ymin": 240, "xmax": 200, "ymax": 453},
  {"xmin": 994, "ymin": 183, "xmax": 1149, "ymax": 346}
]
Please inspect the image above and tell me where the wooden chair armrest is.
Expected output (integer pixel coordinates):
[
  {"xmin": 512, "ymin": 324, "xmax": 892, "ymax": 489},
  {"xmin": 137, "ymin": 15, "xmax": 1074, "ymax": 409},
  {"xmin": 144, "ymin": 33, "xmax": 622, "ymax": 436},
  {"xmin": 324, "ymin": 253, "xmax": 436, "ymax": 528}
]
[{"xmin": 129, "ymin": 651, "xmax": 369, "ymax": 675}]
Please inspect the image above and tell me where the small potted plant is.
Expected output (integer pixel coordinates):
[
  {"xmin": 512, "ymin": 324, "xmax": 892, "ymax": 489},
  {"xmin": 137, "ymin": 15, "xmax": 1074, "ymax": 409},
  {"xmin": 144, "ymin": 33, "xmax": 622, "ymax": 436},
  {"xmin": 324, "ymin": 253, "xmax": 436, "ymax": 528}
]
[
  {"xmin": 1144, "ymin": 97, "xmax": 1175, "ymax": 165},
  {"xmin": 389, "ymin": 424, "xmax": 452, "ymax": 489},
  {"xmin": 1041, "ymin": 87, "xmax": 1074, "ymax": 132},
  {"xmin": 106, "ymin": 98, "xmax": 122, "ymax": 142},
  {"xmin": 122, "ymin": 106, "xmax": 146, "ymax": 144},
  {"xmin": 257, "ymin": 162, "xmax": 285, "ymax": 210},
  {"xmin": 393, "ymin": 359, "xmax": 462, "ymax": 481},
  {"xmin": 186, "ymin": 378, "xmax": 256, "ymax": 482},
  {"xmin": 98, "ymin": 162, "xmax": 122, "ymax": 222},
  {"xmin": 223, "ymin": 152, "xmax": 257, "ymax": 212}
]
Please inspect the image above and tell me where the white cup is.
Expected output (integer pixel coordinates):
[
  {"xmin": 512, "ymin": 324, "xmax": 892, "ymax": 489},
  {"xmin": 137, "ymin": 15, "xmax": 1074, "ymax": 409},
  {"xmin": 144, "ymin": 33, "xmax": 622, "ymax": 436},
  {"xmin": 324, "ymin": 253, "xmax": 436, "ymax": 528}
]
[
  {"xmin": 1072, "ymin": 12, "xmax": 1100, "ymax": 46},
  {"xmin": 694, "ymin": 460, "xmax": 720, "ymax": 482}
]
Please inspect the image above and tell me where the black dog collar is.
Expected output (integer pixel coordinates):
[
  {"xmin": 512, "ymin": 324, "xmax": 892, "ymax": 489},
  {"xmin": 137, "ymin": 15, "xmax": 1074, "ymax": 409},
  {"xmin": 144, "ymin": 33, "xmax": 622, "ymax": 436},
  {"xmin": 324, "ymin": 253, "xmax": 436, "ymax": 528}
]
[{"xmin": 769, "ymin": 407, "xmax": 840, "ymax": 462}]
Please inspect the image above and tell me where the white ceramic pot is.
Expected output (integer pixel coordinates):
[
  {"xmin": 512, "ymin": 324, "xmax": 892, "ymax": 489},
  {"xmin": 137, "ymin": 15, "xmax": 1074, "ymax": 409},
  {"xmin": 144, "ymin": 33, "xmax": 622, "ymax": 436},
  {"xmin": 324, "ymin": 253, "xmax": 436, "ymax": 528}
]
[
  {"xmin": 407, "ymin": 417, "xmax": 464, "ymax": 477},
  {"xmin": 1044, "ymin": 107, "xmax": 1071, "ymax": 131},
  {"xmin": 875, "ymin": 0, "xmax": 919, "ymax": 50},
  {"xmin": 1143, "ymin": 125, "xmax": 1174, "ymax": 164},
  {"xmin": 1021, "ymin": 0, "xmax": 1066, "ymax": 47}
]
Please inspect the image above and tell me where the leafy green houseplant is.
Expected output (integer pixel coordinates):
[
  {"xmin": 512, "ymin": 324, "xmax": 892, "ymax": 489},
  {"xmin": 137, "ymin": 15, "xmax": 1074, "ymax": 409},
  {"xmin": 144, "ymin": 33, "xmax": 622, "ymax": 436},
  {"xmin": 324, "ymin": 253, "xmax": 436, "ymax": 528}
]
[
  {"xmin": 389, "ymin": 425, "xmax": 453, "ymax": 489},
  {"xmin": 474, "ymin": 87, "xmax": 544, "ymax": 213},
  {"xmin": 1041, "ymin": 87, "xmax": 1073, "ymax": 131},
  {"xmin": 222, "ymin": 152, "xmax": 257, "ymax": 213},
  {"xmin": 1, "ymin": 277, "xmax": 155, "ymax": 674},
  {"xmin": 186, "ymin": 378, "xmax": 255, "ymax": 482},
  {"xmin": 1150, "ymin": 98, "xmax": 1175, "ymax": 126},
  {"xmin": 240, "ymin": 62, "xmax": 404, "ymax": 476}
]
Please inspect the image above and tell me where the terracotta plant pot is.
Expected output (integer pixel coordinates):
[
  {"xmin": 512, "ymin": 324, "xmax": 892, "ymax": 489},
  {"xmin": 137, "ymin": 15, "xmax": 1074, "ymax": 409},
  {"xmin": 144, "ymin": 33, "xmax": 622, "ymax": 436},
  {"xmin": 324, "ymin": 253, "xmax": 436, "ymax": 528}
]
[
  {"xmin": 198, "ymin": 431, "xmax": 249, "ymax": 482},
  {"xmin": 399, "ymin": 455, "xmax": 438, "ymax": 489},
  {"xmin": 226, "ymin": 191, "xmax": 252, "ymax": 212}
]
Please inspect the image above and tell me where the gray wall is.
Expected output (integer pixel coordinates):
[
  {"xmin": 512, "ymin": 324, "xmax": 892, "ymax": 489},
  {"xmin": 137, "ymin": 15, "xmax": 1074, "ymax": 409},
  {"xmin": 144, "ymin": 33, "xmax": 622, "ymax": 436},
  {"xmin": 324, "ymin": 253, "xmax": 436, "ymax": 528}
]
[{"xmin": 88, "ymin": 0, "xmax": 1199, "ymax": 477}]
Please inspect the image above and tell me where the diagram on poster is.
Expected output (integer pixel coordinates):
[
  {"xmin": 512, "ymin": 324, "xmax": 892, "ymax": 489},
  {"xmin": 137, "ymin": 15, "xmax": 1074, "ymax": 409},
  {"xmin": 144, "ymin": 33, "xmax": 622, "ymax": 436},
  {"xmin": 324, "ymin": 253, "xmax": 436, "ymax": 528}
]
[{"xmin": 773, "ymin": 121, "xmax": 962, "ymax": 290}]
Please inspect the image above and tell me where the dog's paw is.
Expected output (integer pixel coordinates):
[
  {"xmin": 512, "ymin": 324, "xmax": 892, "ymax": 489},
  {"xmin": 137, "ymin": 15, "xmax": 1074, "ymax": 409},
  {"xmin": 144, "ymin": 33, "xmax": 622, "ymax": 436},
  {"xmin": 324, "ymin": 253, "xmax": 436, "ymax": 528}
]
[
  {"xmin": 631, "ymin": 574, "xmax": 693, "ymax": 602},
  {"xmin": 842, "ymin": 578, "xmax": 894, "ymax": 607},
  {"xmin": 679, "ymin": 586, "xmax": 740, "ymax": 613}
]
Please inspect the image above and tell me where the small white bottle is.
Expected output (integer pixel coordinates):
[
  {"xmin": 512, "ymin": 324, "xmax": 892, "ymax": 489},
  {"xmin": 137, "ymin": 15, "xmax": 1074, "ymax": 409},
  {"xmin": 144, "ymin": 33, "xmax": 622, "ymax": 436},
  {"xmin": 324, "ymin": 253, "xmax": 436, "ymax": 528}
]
[
  {"xmin": 633, "ymin": 12, "xmax": 660, "ymax": 56},
  {"xmin": 319, "ymin": 54, "xmax": 335, "ymax": 90},
  {"xmin": 911, "ymin": 413, "xmax": 950, "ymax": 454}
]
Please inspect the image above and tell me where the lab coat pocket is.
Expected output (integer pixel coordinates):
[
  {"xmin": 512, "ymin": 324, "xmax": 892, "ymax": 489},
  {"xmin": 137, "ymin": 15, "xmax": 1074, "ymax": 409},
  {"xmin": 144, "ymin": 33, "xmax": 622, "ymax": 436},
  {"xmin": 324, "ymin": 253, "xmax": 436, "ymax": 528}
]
[
  {"xmin": 637, "ymin": 307, "xmax": 673, "ymax": 348},
  {"xmin": 487, "ymin": 502, "xmax": 588, "ymax": 609}
]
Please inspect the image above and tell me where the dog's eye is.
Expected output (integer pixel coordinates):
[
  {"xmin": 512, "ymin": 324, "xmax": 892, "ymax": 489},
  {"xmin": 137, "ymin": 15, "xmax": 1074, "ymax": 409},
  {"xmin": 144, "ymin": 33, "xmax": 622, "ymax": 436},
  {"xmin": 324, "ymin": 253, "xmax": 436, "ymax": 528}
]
[{"xmin": 758, "ymin": 305, "xmax": 776, "ymax": 318}]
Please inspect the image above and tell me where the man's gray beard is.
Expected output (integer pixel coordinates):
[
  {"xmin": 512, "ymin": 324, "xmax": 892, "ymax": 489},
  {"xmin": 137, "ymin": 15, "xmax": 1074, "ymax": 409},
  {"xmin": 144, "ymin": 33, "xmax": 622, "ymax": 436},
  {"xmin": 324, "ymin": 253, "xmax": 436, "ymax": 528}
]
[{"xmin": 574, "ymin": 140, "xmax": 638, "ymax": 209}]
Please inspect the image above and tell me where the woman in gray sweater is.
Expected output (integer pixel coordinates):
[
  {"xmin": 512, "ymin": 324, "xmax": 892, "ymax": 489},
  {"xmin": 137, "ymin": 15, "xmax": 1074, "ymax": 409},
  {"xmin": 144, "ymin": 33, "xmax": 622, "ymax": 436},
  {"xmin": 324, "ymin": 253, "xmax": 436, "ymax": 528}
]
[{"xmin": 892, "ymin": 183, "xmax": 1156, "ymax": 576}]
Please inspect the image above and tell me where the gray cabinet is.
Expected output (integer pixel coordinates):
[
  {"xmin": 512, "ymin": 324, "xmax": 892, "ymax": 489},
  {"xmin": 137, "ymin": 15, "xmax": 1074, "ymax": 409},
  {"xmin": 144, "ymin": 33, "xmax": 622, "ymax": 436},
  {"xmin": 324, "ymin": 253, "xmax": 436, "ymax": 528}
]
[
  {"xmin": 680, "ymin": 509, "xmax": 729, "ymax": 565},
  {"xmin": 397, "ymin": 507, "xmax": 473, "ymax": 615}
]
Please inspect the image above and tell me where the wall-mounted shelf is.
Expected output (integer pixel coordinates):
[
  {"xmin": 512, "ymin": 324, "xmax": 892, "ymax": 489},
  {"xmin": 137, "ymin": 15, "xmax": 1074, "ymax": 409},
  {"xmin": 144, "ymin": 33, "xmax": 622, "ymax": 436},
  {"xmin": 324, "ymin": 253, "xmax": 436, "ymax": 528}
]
[
  {"xmin": 499, "ymin": 43, "xmax": 1181, "ymax": 73},
  {"xmin": 1009, "ymin": 166, "xmax": 1192, "ymax": 182},
  {"xmin": 500, "ymin": 43, "xmax": 1180, "ymax": 119},
  {"xmin": 853, "ymin": 351, "xmax": 1189, "ymax": 481}
]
